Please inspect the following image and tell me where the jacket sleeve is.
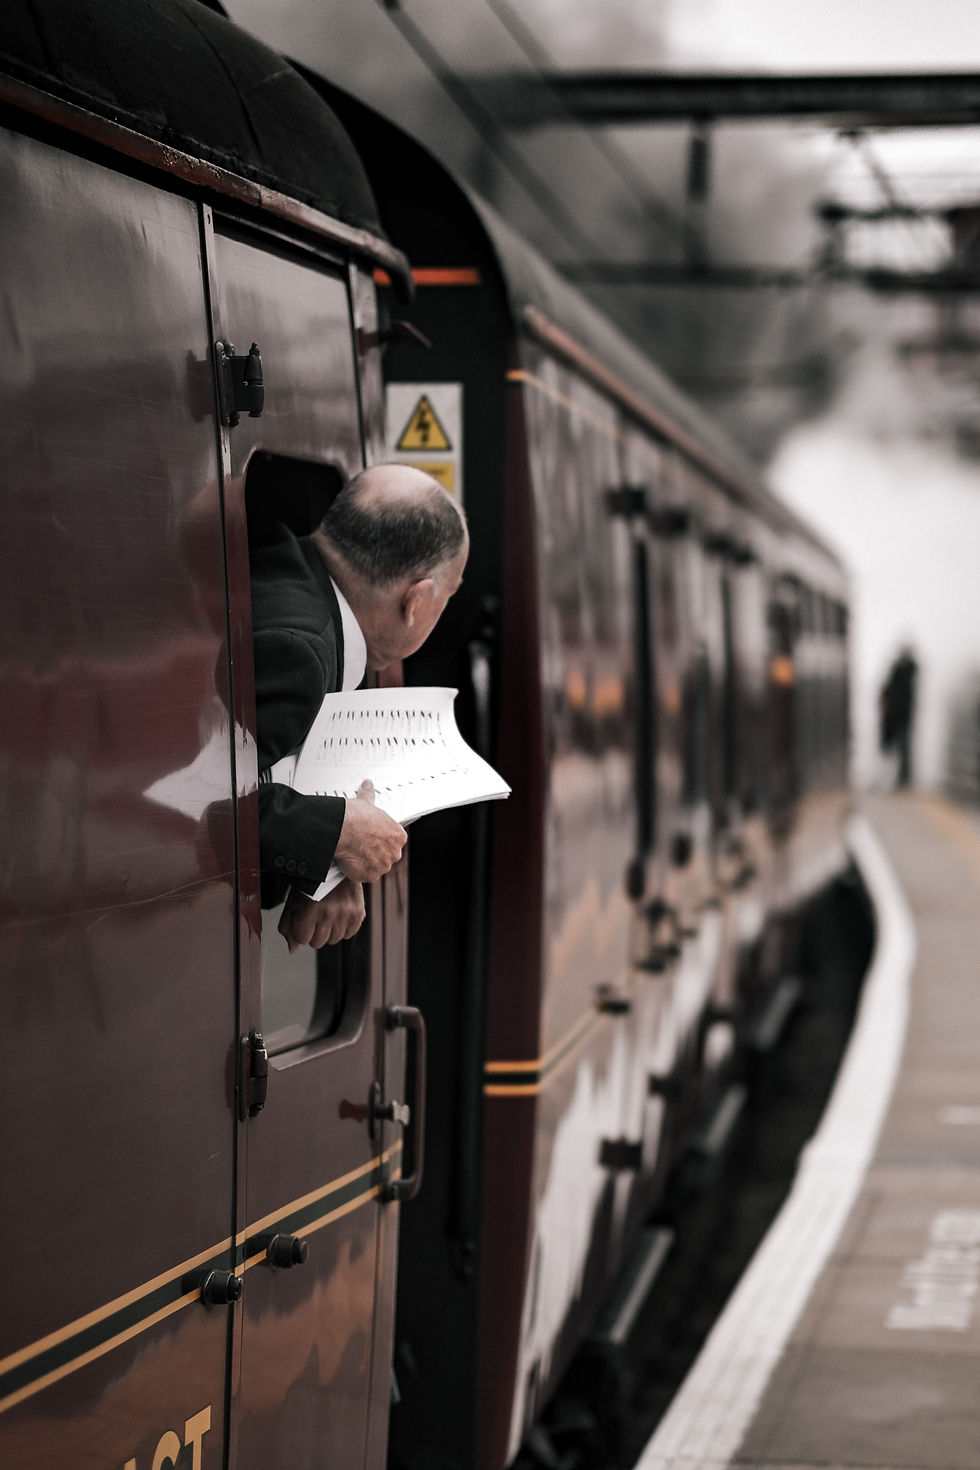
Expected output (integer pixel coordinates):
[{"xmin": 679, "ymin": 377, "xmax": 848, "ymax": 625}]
[
  {"xmin": 256, "ymin": 784, "xmax": 346, "ymax": 894},
  {"xmin": 252, "ymin": 626, "xmax": 333, "ymax": 770},
  {"xmin": 253, "ymin": 623, "xmax": 345, "ymax": 891}
]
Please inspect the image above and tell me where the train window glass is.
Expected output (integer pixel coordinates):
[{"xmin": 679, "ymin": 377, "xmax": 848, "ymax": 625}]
[
  {"xmin": 587, "ymin": 451, "xmax": 636, "ymax": 899},
  {"xmin": 261, "ymin": 914, "xmax": 368, "ymax": 1056},
  {"xmin": 685, "ymin": 650, "xmax": 712, "ymax": 807},
  {"xmin": 720, "ymin": 575, "xmax": 737, "ymax": 800},
  {"xmin": 679, "ymin": 535, "xmax": 710, "ymax": 809},
  {"xmin": 261, "ymin": 915, "xmax": 319, "ymax": 1053},
  {"xmin": 767, "ymin": 599, "xmax": 798, "ymax": 811},
  {"xmin": 632, "ymin": 536, "xmax": 656, "ymax": 854},
  {"xmin": 732, "ymin": 566, "xmax": 766, "ymax": 811},
  {"xmin": 245, "ymin": 452, "xmax": 364, "ymax": 1055}
]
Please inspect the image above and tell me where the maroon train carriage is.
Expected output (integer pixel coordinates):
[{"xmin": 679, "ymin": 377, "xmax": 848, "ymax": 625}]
[
  {"xmin": 314, "ymin": 91, "xmax": 852, "ymax": 1470},
  {"xmin": 0, "ymin": 3, "xmax": 419, "ymax": 1468}
]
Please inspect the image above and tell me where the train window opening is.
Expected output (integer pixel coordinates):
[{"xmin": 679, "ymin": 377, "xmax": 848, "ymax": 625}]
[
  {"xmin": 245, "ymin": 452, "xmax": 367, "ymax": 1056},
  {"xmin": 245, "ymin": 452, "xmax": 345, "ymax": 548}
]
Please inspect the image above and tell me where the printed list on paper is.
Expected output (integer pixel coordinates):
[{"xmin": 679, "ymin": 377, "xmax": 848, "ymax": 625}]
[{"xmin": 290, "ymin": 687, "xmax": 510, "ymax": 896}]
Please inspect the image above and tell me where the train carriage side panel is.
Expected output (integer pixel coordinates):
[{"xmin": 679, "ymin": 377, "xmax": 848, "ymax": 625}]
[
  {"xmin": 0, "ymin": 125, "xmax": 239, "ymax": 1468},
  {"xmin": 473, "ymin": 368, "xmax": 549, "ymax": 1470},
  {"xmin": 484, "ymin": 344, "xmax": 640, "ymax": 1462}
]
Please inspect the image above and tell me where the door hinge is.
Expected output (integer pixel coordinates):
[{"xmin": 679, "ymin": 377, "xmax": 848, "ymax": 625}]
[
  {"xmin": 215, "ymin": 339, "xmax": 264, "ymax": 426},
  {"xmin": 239, "ymin": 1030, "xmax": 269, "ymax": 1120}
]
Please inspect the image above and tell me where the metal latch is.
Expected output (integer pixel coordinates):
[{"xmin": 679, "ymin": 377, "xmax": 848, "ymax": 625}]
[
  {"xmin": 240, "ymin": 1030, "xmax": 269, "ymax": 1120},
  {"xmin": 605, "ymin": 484, "xmax": 648, "ymax": 519},
  {"xmin": 215, "ymin": 339, "xmax": 264, "ymax": 426},
  {"xmin": 368, "ymin": 1080, "xmax": 411, "ymax": 1138}
]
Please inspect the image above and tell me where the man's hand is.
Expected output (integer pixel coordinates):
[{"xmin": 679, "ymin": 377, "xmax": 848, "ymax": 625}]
[
  {"xmin": 278, "ymin": 879, "xmax": 366, "ymax": 951},
  {"xmin": 333, "ymin": 779, "xmax": 407, "ymax": 883}
]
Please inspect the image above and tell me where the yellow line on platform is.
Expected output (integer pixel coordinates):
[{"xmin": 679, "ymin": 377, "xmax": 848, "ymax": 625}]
[{"xmin": 913, "ymin": 793, "xmax": 980, "ymax": 884}]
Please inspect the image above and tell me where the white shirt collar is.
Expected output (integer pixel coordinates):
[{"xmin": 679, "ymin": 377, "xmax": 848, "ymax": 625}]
[{"xmin": 331, "ymin": 578, "xmax": 367, "ymax": 691}]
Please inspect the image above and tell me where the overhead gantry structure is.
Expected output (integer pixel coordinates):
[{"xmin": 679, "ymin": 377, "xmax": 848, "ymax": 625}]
[{"xmin": 473, "ymin": 70, "xmax": 980, "ymax": 292}]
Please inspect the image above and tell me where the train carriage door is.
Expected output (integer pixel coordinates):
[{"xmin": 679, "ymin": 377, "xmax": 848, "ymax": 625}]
[
  {"xmin": 0, "ymin": 137, "xmax": 238, "ymax": 1468},
  {"xmin": 204, "ymin": 220, "xmax": 404, "ymax": 1470}
]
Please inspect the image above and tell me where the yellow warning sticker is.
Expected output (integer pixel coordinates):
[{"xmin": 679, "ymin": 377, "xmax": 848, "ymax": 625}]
[
  {"xmin": 386, "ymin": 383, "xmax": 463, "ymax": 502},
  {"xmin": 395, "ymin": 394, "xmax": 452, "ymax": 452},
  {"xmin": 404, "ymin": 461, "xmax": 455, "ymax": 494}
]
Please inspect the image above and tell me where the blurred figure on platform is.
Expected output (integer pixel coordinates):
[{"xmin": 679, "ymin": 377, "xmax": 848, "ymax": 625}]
[{"xmin": 879, "ymin": 646, "xmax": 918, "ymax": 789}]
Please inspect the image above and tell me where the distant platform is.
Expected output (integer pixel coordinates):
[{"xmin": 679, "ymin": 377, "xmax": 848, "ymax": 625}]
[{"xmin": 635, "ymin": 792, "xmax": 980, "ymax": 1470}]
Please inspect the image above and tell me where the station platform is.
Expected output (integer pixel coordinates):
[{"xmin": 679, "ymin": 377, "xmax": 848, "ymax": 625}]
[{"xmin": 636, "ymin": 792, "xmax": 980, "ymax": 1470}]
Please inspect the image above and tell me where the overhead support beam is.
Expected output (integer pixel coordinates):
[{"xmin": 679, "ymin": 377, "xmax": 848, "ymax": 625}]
[
  {"xmin": 818, "ymin": 200, "xmax": 954, "ymax": 222},
  {"xmin": 560, "ymin": 262, "xmax": 814, "ymax": 288},
  {"xmin": 481, "ymin": 71, "xmax": 980, "ymax": 128},
  {"xmin": 818, "ymin": 198, "xmax": 980, "ymax": 223},
  {"xmin": 558, "ymin": 261, "xmax": 980, "ymax": 293},
  {"xmin": 852, "ymin": 267, "xmax": 980, "ymax": 293}
]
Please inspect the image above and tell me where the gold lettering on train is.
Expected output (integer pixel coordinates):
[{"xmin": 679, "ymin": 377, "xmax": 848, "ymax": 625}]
[
  {"xmin": 150, "ymin": 1431, "xmax": 181, "ymax": 1470},
  {"xmin": 122, "ymin": 1404, "xmax": 212, "ymax": 1470},
  {"xmin": 183, "ymin": 1407, "xmax": 212, "ymax": 1470}
]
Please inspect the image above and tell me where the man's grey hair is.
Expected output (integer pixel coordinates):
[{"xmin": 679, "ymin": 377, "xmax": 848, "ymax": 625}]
[{"xmin": 321, "ymin": 468, "xmax": 467, "ymax": 586}]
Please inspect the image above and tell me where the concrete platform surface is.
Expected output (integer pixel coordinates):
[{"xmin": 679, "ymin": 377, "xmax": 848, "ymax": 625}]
[{"xmin": 637, "ymin": 794, "xmax": 980, "ymax": 1470}]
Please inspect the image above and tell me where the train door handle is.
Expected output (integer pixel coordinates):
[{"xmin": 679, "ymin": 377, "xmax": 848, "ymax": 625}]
[{"xmin": 381, "ymin": 1005, "xmax": 427, "ymax": 1203}]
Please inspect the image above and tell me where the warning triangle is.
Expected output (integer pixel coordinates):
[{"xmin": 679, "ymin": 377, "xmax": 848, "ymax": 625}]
[{"xmin": 395, "ymin": 394, "xmax": 451, "ymax": 452}]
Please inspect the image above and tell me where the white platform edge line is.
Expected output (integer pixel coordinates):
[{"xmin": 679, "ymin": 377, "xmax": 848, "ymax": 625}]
[{"xmin": 633, "ymin": 811, "xmax": 916, "ymax": 1470}]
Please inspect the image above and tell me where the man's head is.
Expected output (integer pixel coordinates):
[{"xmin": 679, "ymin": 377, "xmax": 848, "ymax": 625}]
[{"xmin": 317, "ymin": 463, "xmax": 469, "ymax": 671}]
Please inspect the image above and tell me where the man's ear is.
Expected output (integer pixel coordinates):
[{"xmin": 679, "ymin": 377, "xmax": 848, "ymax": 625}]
[{"xmin": 402, "ymin": 577, "xmax": 434, "ymax": 628}]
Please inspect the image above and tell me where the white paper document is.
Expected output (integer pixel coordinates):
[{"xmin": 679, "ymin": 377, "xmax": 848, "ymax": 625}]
[{"xmin": 290, "ymin": 686, "xmax": 510, "ymax": 896}]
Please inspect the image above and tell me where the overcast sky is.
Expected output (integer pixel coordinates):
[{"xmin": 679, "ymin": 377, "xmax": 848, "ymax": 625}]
[{"xmin": 664, "ymin": 0, "xmax": 980, "ymax": 70}]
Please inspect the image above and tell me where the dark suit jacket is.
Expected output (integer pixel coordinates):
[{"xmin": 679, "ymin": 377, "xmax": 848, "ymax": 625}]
[{"xmin": 250, "ymin": 525, "xmax": 348, "ymax": 906}]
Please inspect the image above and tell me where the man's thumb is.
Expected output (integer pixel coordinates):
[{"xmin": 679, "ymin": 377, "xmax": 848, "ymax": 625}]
[{"xmin": 357, "ymin": 778, "xmax": 376, "ymax": 804}]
